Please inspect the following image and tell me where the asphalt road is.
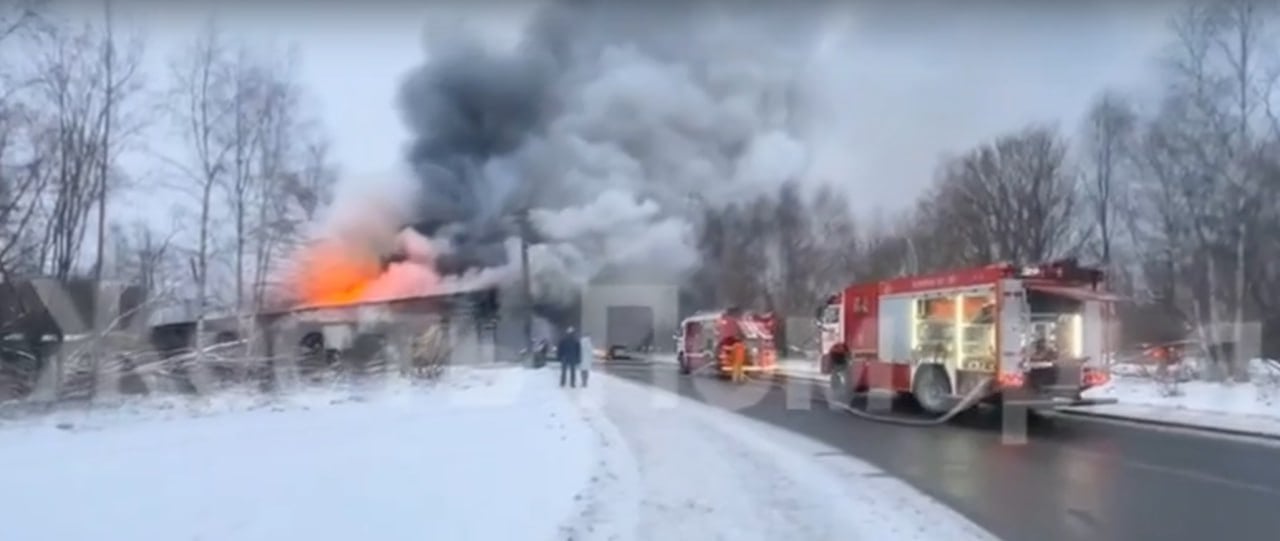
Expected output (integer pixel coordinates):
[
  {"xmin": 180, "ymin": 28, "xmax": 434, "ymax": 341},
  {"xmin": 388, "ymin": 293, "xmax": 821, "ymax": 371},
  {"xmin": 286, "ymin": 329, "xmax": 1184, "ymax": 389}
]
[{"xmin": 604, "ymin": 360, "xmax": 1280, "ymax": 541}]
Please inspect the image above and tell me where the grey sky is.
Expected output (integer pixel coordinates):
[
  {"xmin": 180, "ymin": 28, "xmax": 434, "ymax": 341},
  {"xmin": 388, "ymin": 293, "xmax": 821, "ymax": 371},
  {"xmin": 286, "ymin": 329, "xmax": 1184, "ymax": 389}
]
[{"xmin": 53, "ymin": 0, "xmax": 1176, "ymax": 217}]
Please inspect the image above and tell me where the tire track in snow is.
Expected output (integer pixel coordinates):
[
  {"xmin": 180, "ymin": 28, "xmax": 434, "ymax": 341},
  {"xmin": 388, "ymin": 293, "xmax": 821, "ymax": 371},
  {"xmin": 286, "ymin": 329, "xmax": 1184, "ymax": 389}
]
[
  {"xmin": 555, "ymin": 378, "xmax": 642, "ymax": 541},
  {"xmin": 597, "ymin": 372, "xmax": 999, "ymax": 541}
]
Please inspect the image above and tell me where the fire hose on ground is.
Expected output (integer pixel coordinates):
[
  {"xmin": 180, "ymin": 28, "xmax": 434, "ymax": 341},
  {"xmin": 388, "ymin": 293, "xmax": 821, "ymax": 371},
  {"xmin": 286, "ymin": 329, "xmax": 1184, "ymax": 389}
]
[
  {"xmin": 687, "ymin": 352, "xmax": 994, "ymax": 426},
  {"xmin": 823, "ymin": 377, "xmax": 994, "ymax": 427}
]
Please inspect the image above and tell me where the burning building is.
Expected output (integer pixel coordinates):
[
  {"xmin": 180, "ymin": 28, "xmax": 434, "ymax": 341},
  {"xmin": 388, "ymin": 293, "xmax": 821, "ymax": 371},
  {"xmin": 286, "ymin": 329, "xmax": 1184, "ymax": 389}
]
[{"xmin": 150, "ymin": 0, "xmax": 841, "ymax": 371}]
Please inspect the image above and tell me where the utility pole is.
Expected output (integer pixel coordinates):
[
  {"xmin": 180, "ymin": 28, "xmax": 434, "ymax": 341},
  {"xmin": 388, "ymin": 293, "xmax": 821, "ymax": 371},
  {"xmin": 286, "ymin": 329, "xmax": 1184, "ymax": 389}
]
[
  {"xmin": 517, "ymin": 209, "xmax": 533, "ymax": 360},
  {"xmin": 91, "ymin": 0, "xmax": 116, "ymax": 373},
  {"xmin": 95, "ymin": 0, "xmax": 114, "ymax": 288}
]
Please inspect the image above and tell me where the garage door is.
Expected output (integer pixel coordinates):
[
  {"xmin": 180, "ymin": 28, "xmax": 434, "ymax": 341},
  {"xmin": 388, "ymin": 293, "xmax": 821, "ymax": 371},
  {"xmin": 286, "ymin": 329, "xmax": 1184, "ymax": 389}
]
[{"xmin": 606, "ymin": 305, "xmax": 655, "ymax": 350}]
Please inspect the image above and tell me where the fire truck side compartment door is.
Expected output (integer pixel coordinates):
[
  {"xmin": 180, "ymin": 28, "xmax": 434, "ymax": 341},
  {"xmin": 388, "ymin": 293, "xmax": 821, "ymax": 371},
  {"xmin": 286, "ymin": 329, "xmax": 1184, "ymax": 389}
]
[
  {"xmin": 877, "ymin": 296, "xmax": 912, "ymax": 362},
  {"xmin": 998, "ymin": 279, "xmax": 1026, "ymax": 375}
]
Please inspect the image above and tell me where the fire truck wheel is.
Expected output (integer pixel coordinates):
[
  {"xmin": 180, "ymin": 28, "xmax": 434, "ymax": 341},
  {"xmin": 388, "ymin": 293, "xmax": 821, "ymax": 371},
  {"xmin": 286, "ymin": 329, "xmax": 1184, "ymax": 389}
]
[
  {"xmin": 677, "ymin": 353, "xmax": 690, "ymax": 375},
  {"xmin": 912, "ymin": 365, "xmax": 953, "ymax": 414}
]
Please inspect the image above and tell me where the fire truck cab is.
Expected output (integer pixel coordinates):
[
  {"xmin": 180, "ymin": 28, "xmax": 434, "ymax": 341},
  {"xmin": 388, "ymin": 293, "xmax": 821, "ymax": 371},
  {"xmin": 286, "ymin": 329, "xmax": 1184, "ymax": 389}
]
[
  {"xmin": 677, "ymin": 309, "xmax": 778, "ymax": 377},
  {"xmin": 818, "ymin": 259, "xmax": 1118, "ymax": 413}
]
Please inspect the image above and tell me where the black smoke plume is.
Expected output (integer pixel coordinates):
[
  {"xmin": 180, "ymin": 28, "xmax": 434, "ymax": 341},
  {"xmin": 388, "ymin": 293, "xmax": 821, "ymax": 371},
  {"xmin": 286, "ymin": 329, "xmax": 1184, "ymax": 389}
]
[{"xmin": 392, "ymin": 0, "xmax": 842, "ymax": 304}]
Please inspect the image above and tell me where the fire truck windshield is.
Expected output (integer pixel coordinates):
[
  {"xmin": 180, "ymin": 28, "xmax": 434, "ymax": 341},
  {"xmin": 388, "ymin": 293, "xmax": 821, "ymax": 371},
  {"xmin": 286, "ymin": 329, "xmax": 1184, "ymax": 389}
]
[{"xmin": 821, "ymin": 304, "xmax": 839, "ymax": 324}]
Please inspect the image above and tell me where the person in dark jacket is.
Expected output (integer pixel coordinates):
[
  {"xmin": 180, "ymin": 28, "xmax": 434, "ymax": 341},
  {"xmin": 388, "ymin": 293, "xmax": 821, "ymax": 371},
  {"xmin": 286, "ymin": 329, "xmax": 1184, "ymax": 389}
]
[{"xmin": 558, "ymin": 327, "xmax": 582, "ymax": 388}]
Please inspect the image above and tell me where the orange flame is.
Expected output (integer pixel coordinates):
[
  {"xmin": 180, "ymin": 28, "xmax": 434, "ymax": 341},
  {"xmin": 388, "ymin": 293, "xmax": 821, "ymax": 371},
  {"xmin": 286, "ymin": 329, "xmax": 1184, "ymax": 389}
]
[{"xmin": 291, "ymin": 241, "xmax": 384, "ymax": 307}]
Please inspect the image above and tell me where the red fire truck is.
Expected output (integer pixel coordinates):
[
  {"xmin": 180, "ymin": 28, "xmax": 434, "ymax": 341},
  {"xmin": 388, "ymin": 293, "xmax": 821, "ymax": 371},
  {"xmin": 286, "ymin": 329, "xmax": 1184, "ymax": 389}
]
[
  {"xmin": 818, "ymin": 259, "xmax": 1118, "ymax": 413},
  {"xmin": 677, "ymin": 308, "xmax": 778, "ymax": 377}
]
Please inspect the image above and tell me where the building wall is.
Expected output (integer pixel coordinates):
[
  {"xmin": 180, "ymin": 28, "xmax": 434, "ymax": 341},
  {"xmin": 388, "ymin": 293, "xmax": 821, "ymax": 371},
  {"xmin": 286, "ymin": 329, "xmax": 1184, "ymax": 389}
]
[
  {"xmin": 785, "ymin": 316, "xmax": 819, "ymax": 357},
  {"xmin": 580, "ymin": 284, "xmax": 680, "ymax": 352}
]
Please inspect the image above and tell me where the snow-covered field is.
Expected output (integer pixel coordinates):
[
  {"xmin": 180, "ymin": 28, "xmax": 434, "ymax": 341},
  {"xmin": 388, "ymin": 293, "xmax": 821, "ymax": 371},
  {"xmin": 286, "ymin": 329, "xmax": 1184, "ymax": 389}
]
[
  {"xmin": 0, "ymin": 365, "xmax": 995, "ymax": 541},
  {"xmin": 0, "ymin": 368, "xmax": 595, "ymax": 541}
]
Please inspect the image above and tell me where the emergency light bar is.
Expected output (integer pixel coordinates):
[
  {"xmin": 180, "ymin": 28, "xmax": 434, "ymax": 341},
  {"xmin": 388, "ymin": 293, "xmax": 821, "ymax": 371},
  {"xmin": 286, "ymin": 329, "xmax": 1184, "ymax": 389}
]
[{"xmin": 1012, "ymin": 259, "xmax": 1104, "ymax": 286}]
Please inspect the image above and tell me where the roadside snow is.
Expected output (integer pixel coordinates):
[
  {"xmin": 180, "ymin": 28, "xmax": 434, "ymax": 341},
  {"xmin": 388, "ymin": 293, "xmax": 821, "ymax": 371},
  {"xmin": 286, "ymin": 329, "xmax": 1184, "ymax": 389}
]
[
  {"xmin": 1, "ymin": 362, "xmax": 997, "ymax": 541},
  {"xmin": 733, "ymin": 352, "xmax": 1280, "ymax": 439},
  {"xmin": 561, "ymin": 371, "xmax": 997, "ymax": 541},
  {"xmin": 0, "ymin": 367, "xmax": 594, "ymax": 541},
  {"xmin": 1075, "ymin": 358, "xmax": 1280, "ymax": 437}
]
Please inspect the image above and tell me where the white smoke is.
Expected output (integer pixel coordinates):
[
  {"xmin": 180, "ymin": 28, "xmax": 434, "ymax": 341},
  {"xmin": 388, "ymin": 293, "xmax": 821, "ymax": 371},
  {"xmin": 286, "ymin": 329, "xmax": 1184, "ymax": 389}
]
[
  {"xmin": 315, "ymin": 170, "xmax": 421, "ymax": 261},
  {"xmin": 523, "ymin": 189, "xmax": 698, "ymax": 302}
]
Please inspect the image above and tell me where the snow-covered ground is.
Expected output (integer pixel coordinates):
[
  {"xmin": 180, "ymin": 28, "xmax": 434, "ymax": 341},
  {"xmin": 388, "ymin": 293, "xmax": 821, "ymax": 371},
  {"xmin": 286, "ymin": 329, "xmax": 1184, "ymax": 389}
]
[
  {"xmin": 567, "ymin": 371, "xmax": 996, "ymax": 541},
  {"xmin": 0, "ymin": 368, "xmax": 596, "ymax": 541},
  {"xmin": 1073, "ymin": 358, "xmax": 1280, "ymax": 437},
  {"xmin": 0, "ymin": 364, "xmax": 996, "ymax": 541}
]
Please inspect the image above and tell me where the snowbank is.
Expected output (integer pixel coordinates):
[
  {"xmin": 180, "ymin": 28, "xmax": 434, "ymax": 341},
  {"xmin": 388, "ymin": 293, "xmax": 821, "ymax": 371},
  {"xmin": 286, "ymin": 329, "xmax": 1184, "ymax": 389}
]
[
  {"xmin": 721, "ymin": 353, "xmax": 1280, "ymax": 439},
  {"xmin": 770, "ymin": 354, "xmax": 1280, "ymax": 438},
  {"xmin": 0, "ymin": 367, "xmax": 595, "ymax": 541},
  {"xmin": 0, "ymin": 361, "xmax": 999, "ymax": 541},
  {"xmin": 1076, "ymin": 358, "xmax": 1280, "ymax": 436},
  {"xmin": 562, "ymin": 371, "xmax": 997, "ymax": 541}
]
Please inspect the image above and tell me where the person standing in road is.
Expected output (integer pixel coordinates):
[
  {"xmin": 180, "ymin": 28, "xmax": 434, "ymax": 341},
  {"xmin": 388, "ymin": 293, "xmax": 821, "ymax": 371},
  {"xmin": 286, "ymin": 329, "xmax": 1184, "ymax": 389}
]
[
  {"xmin": 558, "ymin": 327, "xmax": 582, "ymax": 388},
  {"xmin": 579, "ymin": 333, "xmax": 594, "ymax": 387},
  {"xmin": 729, "ymin": 336, "xmax": 747, "ymax": 384}
]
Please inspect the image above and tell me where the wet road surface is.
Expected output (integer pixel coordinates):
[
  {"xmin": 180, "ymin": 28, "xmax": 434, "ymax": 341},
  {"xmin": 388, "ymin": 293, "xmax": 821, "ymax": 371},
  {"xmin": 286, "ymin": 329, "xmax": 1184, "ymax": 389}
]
[{"xmin": 604, "ymin": 361, "xmax": 1280, "ymax": 541}]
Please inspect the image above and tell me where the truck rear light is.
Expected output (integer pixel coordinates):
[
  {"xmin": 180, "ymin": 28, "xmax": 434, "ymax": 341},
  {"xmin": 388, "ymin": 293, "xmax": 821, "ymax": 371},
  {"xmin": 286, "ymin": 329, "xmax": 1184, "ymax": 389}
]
[{"xmin": 997, "ymin": 372, "xmax": 1025, "ymax": 388}]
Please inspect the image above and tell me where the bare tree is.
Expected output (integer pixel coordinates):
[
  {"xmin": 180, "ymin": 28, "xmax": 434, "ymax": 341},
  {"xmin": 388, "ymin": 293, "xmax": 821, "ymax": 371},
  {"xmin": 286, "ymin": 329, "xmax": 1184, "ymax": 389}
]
[
  {"xmin": 27, "ymin": 21, "xmax": 103, "ymax": 278},
  {"xmin": 0, "ymin": 1, "xmax": 51, "ymax": 282},
  {"xmin": 687, "ymin": 180, "xmax": 869, "ymax": 323},
  {"xmin": 250, "ymin": 134, "xmax": 338, "ymax": 308},
  {"xmin": 1212, "ymin": 0, "xmax": 1275, "ymax": 377},
  {"xmin": 1081, "ymin": 90, "xmax": 1138, "ymax": 269},
  {"xmin": 0, "ymin": 0, "xmax": 41, "ymax": 52},
  {"xmin": 290, "ymin": 136, "xmax": 338, "ymax": 222},
  {"xmin": 108, "ymin": 220, "xmax": 174, "ymax": 298},
  {"xmin": 0, "ymin": 110, "xmax": 48, "ymax": 281},
  {"xmin": 918, "ymin": 124, "xmax": 1082, "ymax": 267},
  {"xmin": 859, "ymin": 212, "xmax": 915, "ymax": 279},
  {"xmin": 691, "ymin": 198, "xmax": 767, "ymax": 310},
  {"xmin": 805, "ymin": 184, "xmax": 861, "ymax": 301},
  {"xmin": 222, "ymin": 48, "xmax": 266, "ymax": 313},
  {"xmin": 8, "ymin": 9, "xmax": 142, "ymax": 282},
  {"xmin": 757, "ymin": 180, "xmax": 815, "ymax": 315},
  {"xmin": 243, "ymin": 48, "xmax": 340, "ymax": 310},
  {"xmin": 165, "ymin": 20, "xmax": 236, "ymax": 364},
  {"xmin": 91, "ymin": 0, "xmax": 147, "ymax": 289},
  {"xmin": 1128, "ymin": 1, "xmax": 1280, "ymax": 375}
]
